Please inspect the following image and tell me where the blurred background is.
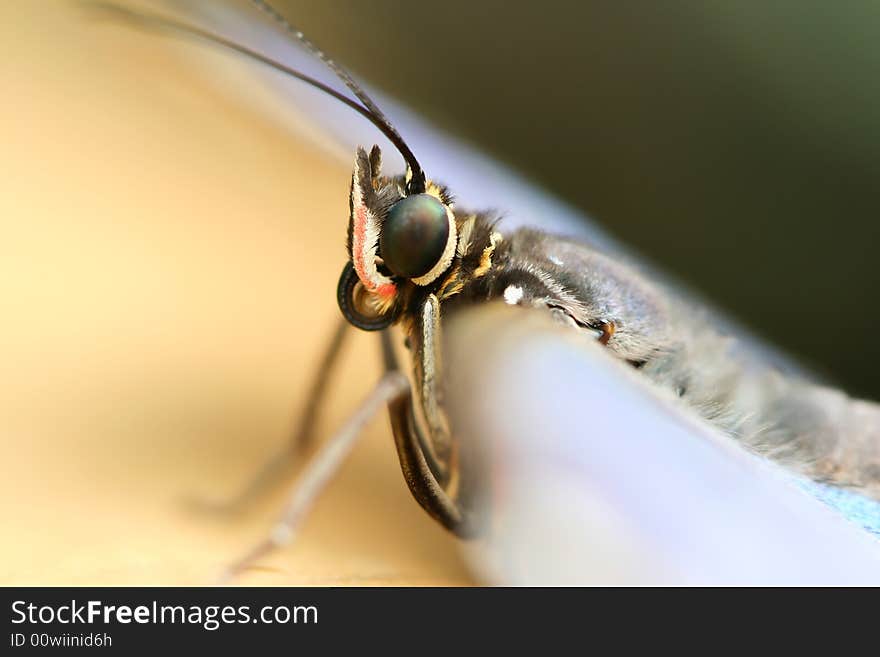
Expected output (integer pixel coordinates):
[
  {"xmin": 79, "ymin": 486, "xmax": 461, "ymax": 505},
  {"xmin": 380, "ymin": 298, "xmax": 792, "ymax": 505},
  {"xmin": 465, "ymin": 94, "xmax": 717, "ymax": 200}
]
[
  {"xmin": 1, "ymin": 0, "xmax": 877, "ymax": 584},
  {"xmin": 282, "ymin": 0, "xmax": 880, "ymax": 397},
  {"xmin": 0, "ymin": 0, "xmax": 472, "ymax": 584}
]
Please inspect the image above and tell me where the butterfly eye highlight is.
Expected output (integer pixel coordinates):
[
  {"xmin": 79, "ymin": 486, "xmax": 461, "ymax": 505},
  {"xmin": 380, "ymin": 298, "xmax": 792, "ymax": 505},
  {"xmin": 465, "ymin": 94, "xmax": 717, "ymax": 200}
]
[{"xmin": 379, "ymin": 194, "xmax": 451, "ymax": 281}]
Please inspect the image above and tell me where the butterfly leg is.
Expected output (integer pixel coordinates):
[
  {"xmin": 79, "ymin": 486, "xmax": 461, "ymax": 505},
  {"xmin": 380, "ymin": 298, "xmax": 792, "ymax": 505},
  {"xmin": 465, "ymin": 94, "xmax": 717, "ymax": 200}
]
[
  {"xmin": 189, "ymin": 318, "xmax": 350, "ymax": 515},
  {"xmin": 218, "ymin": 368, "xmax": 410, "ymax": 582},
  {"xmin": 381, "ymin": 328, "xmax": 480, "ymax": 538}
]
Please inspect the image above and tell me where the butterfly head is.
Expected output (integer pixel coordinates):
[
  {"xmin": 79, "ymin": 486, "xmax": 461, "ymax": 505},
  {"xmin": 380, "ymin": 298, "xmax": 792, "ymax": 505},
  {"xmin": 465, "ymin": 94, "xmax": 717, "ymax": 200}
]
[{"xmin": 337, "ymin": 146, "xmax": 458, "ymax": 331}]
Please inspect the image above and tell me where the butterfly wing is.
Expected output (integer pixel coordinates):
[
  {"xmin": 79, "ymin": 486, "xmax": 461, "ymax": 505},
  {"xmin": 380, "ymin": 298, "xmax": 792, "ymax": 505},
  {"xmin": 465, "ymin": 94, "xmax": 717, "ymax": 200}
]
[{"xmin": 191, "ymin": 3, "xmax": 880, "ymax": 583}]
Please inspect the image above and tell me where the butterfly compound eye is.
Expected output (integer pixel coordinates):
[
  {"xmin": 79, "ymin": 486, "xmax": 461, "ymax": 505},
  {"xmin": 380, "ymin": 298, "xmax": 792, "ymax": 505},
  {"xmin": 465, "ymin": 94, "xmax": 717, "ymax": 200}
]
[{"xmin": 380, "ymin": 194, "xmax": 450, "ymax": 280}]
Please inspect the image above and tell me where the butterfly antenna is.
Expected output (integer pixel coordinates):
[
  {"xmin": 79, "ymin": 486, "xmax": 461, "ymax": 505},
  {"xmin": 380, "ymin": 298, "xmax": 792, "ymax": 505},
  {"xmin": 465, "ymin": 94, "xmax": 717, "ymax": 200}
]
[
  {"xmin": 248, "ymin": 1, "xmax": 426, "ymax": 193},
  {"xmin": 86, "ymin": 1, "xmax": 427, "ymax": 193},
  {"xmin": 250, "ymin": 1, "xmax": 387, "ymax": 125}
]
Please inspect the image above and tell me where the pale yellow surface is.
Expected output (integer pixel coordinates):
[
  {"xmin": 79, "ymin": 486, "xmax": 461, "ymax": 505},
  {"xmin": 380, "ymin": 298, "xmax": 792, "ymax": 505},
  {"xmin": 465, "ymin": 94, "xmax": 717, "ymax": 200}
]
[{"xmin": 0, "ymin": 2, "xmax": 472, "ymax": 585}]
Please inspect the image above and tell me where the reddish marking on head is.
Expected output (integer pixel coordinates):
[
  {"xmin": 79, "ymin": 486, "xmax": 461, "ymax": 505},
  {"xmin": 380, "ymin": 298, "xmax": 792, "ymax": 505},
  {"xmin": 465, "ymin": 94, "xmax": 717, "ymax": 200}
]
[
  {"xmin": 376, "ymin": 283, "xmax": 397, "ymax": 299},
  {"xmin": 351, "ymin": 202, "xmax": 397, "ymax": 300},
  {"xmin": 352, "ymin": 204, "xmax": 372, "ymax": 288}
]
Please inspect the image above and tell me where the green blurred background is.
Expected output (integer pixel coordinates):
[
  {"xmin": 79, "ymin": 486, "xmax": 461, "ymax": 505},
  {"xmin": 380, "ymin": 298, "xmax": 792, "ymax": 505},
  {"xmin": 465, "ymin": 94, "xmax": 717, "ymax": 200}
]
[{"xmin": 279, "ymin": 0, "xmax": 879, "ymax": 397}]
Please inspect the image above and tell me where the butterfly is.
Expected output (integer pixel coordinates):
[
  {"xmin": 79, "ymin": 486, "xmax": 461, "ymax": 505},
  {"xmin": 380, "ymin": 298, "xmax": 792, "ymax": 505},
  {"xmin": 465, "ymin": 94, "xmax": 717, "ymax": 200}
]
[{"xmin": 93, "ymin": 0, "xmax": 880, "ymax": 583}]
